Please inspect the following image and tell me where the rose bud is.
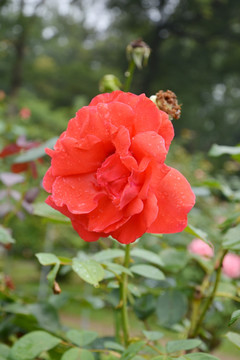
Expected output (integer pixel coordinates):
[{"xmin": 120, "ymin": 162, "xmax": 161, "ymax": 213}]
[
  {"xmin": 126, "ymin": 39, "xmax": 151, "ymax": 69},
  {"xmin": 188, "ymin": 238, "xmax": 214, "ymax": 258}
]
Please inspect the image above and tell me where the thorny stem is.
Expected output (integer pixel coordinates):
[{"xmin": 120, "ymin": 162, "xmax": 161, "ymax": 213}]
[
  {"xmin": 120, "ymin": 243, "xmax": 131, "ymax": 346},
  {"xmin": 124, "ymin": 60, "xmax": 136, "ymax": 92},
  {"xmin": 189, "ymin": 249, "xmax": 228, "ymax": 338}
]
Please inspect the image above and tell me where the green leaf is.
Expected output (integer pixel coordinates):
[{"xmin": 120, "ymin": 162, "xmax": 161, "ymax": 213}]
[
  {"xmin": 61, "ymin": 348, "xmax": 94, "ymax": 360},
  {"xmin": 184, "ymin": 224, "xmax": 211, "ymax": 247},
  {"xmin": 36, "ymin": 252, "xmax": 60, "ymax": 265},
  {"xmin": 104, "ymin": 341, "xmax": 125, "ymax": 352},
  {"xmin": 120, "ymin": 341, "xmax": 145, "ymax": 360},
  {"xmin": 229, "ymin": 310, "xmax": 240, "ymax": 326},
  {"xmin": 166, "ymin": 339, "xmax": 202, "ymax": 353},
  {"xmin": 130, "ymin": 264, "xmax": 165, "ymax": 280},
  {"xmin": 156, "ymin": 290, "xmax": 188, "ymax": 327},
  {"xmin": 0, "ymin": 343, "xmax": 10, "ymax": 358},
  {"xmin": 58, "ymin": 256, "xmax": 72, "ymax": 265},
  {"xmin": 131, "ymin": 248, "xmax": 164, "ymax": 266},
  {"xmin": 104, "ymin": 262, "xmax": 133, "ymax": 276},
  {"xmin": 33, "ymin": 202, "xmax": 71, "ymax": 223},
  {"xmin": 219, "ymin": 212, "xmax": 240, "ymax": 233},
  {"xmin": 142, "ymin": 330, "xmax": 164, "ymax": 341},
  {"xmin": 209, "ymin": 144, "xmax": 240, "ymax": 157},
  {"xmin": 184, "ymin": 353, "xmax": 220, "ymax": 360},
  {"xmin": 13, "ymin": 137, "xmax": 58, "ymax": 163},
  {"xmin": 72, "ymin": 258, "xmax": 105, "ymax": 287},
  {"xmin": 134, "ymin": 294, "xmax": 156, "ymax": 320},
  {"xmin": 225, "ymin": 331, "xmax": 240, "ymax": 349},
  {"xmin": 92, "ymin": 249, "xmax": 124, "ymax": 262},
  {"xmin": 160, "ymin": 249, "xmax": 188, "ymax": 273},
  {"xmin": 222, "ymin": 224, "xmax": 240, "ymax": 250},
  {"xmin": 0, "ymin": 226, "xmax": 15, "ymax": 245},
  {"xmin": 9, "ymin": 330, "xmax": 61, "ymax": 360},
  {"xmin": 66, "ymin": 329, "xmax": 98, "ymax": 347},
  {"xmin": 47, "ymin": 262, "xmax": 60, "ymax": 287},
  {"xmin": 27, "ymin": 303, "xmax": 60, "ymax": 332}
]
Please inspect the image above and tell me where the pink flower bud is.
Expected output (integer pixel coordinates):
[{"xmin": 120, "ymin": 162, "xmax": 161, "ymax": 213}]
[
  {"xmin": 222, "ymin": 253, "xmax": 240, "ymax": 278},
  {"xmin": 188, "ymin": 238, "xmax": 214, "ymax": 258},
  {"xmin": 19, "ymin": 107, "xmax": 31, "ymax": 119}
]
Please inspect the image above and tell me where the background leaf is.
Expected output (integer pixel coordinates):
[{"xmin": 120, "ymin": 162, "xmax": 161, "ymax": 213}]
[
  {"xmin": 61, "ymin": 348, "xmax": 94, "ymax": 360},
  {"xmin": 36, "ymin": 252, "xmax": 60, "ymax": 265},
  {"xmin": 33, "ymin": 202, "xmax": 71, "ymax": 223},
  {"xmin": 13, "ymin": 137, "xmax": 58, "ymax": 163},
  {"xmin": 92, "ymin": 249, "xmax": 125, "ymax": 262},
  {"xmin": 130, "ymin": 264, "xmax": 165, "ymax": 280},
  {"xmin": 166, "ymin": 339, "xmax": 202, "ymax": 353},
  {"xmin": 66, "ymin": 329, "xmax": 98, "ymax": 347},
  {"xmin": 225, "ymin": 332, "xmax": 240, "ymax": 350},
  {"xmin": 9, "ymin": 331, "xmax": 61, "ymax": 360},
  {"xmin": 131, "ymin": 248, "xmax": 164, "ymax": 266},
  {"xmin": 0, "ymin": 226, "xmax": 15, "ymax": 245},
  {"xmin": 156, "ymin": 290, "xmax": 188, "ymax": 327}
]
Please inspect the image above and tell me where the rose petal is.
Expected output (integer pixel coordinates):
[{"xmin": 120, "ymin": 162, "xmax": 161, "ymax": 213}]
[
  {"xmin": 89, "ymin": 90, "xmax": 139, "ymax": 109},
  {"xmin": 71, "ymin": 219, "xmax": 104, "ymax": 242},
  {"xmin": 52, "ymin": 174, "xmax": 102, "ymax": 214},
  {"xmin": 131, "ymin": 131, "xmax": 167, "ymax": 163},
  {"xmin": 133, "ymin": 94, "xmax": 161, "ymax": 134},
  {"xmin": 97, "ymin": 102, "xmax": 134, "ymax": 137},
  {"xmin": 46, "ymin": 196, "xmax": 104, "ymax": 242},
  {"xmin": 97, "ymin": 153, "xmax": 130, "ymax": 198},
  {"xmin": 148, "ymin": 167, "xmax": 195, "ymax": 234},
  {"xmin": 88, "ymin": 196, "xmax": 123, "ymax": 232},
  {"xmin": 112, "ymin": 126, "xmax": 131, "ymax": 157},
  {"xmin": 42, "ymin": 167, "xmax": 56, "ymax": 193},
  {"xmin": 158, "ymin": 110, "xmax": 174, "ymax": 151},
  {"xmin": 119, "ymin": 181, "xmax": 139, "ymax": 209},
  {"xmin": 111, "ymin": 193, "xmax": 158, "ymax": 244},
  {"xmin": 49, "ymin": 137, "xmax": 114, "ymax": 176},
  {"xmin": 67, "ymin": 107, "xmax": 110, "ymax": 142}
]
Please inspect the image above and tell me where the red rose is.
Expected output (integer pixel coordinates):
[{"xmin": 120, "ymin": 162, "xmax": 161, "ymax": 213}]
[{"xmin": 43, "ymin": 91, "xmax": 195, "ymax": 244}]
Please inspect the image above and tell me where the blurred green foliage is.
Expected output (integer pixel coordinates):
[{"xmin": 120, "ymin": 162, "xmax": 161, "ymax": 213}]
[{"xmin": 0, "ymin": 0, "xmax": 240, "ymax": 148}]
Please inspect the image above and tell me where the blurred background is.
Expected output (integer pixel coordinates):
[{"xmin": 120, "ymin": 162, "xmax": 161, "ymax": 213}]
[
  {"xmin": 1, "ymin": 2, "xmax": 240, "ymax": 358},
  {"xmin": 1, "ymin": 0, "xmax": 240, "ymax": 149}
]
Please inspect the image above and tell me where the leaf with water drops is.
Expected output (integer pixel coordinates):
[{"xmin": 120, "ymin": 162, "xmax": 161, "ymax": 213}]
[{"xmin": 72, "ymin": 258, "xmax": 105, "ymax": 287}]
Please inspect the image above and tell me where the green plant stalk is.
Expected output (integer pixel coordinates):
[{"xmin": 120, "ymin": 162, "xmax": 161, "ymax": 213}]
[
  {"xmin": 190, "ymin": 249, "xmax": 228, "ymax": 338},
  {"xmin": 114, "ymin": 308, "xmax": 121, "ymax": 343},
  {"xmin": 188, "ymin": 297, "xmax": 201, "ymax": 338},
  {"xmin": 124, "ymin": 60, "xmax": 136, "ymax": 92},
  {"xmin": 120, "ymin": 243, "xmax": 131, "ymax": 346}
]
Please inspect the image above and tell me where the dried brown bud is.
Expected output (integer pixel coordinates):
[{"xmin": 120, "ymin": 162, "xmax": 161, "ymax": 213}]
[
  {"xmin": 155, "ymin": 90, "xmax": 181, "ymax": 120},
  {"xmin": 4, "ymin": 275, "xmax": 15, "ymax": 290},
  {"xmin": 53, "ymin": 280, "xmax": 61, "ymax": 295}
]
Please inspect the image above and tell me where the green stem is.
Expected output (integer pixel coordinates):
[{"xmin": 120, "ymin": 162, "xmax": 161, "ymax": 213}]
[
  {"xmin": 120, "ymin": 243, "xmax": 131, "ymax": 346},
  {"xmin": 114, "ymin": 309, "xmax": 121, "ymax": 343},
  {"xmin": 124, "ymin": 60, "xmax": 136, "ymax": 92},
  {"xmin": 190, "ymin": 249, "xmax": 228, "ymax": 338}
]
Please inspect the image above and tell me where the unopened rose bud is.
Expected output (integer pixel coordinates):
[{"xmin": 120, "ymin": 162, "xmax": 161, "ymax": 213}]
[
  {"xmin": 155, "ymin": 90, "xmax": 181, "ymax": 120},
  {"xmin": 19, "ymin": 107, "xmax": 31, "ymax": 119},
  {"xmin": 222, "ymin": 253, "xmax": 240, "ymax": 278},
  {"xmin": 0, "ymin": 90, "xmax": 6, "ymax": 101},
  {"xmin": 99, "ymin": 74, "xmax": 122, "ymax": 93},
  {"xmin": 53, "ymin": 280, "xmax": 61, "ymax": 294},
  {"xmin": 126, "ymin": 39, "xmax": 151, "ymax": 69},
  {"xmin": 188, "ymin": 238, "xmax": 214, "ymax": 258}
]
